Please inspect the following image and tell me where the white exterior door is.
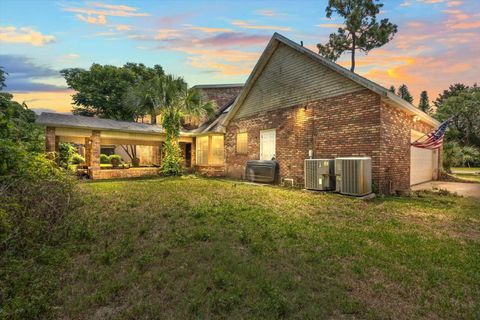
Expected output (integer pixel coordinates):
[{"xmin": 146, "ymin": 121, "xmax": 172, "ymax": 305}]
[
  {"xmin": 260, "ymin": 129, "xmax": 276, "ymax": 160},
  {"xmin": 410, "ymin": 130, "xmax": 436, "ymax": 185}
]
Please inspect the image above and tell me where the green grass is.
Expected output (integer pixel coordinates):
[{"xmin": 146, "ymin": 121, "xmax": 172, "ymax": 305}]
[
  {"xmin": 451, "ymin": 167, "xmax": 480, "ymax": 173},
  {"xmin": 4, "ymin": 176, "xmax": 480, "ymax": 319},
  {"xmin": 449, "ymin": 167, "xmax": 480, "ymax": 182},
  {"xmin": 451, "ymin": 173, "xmax": 480, "ymax": 183}
]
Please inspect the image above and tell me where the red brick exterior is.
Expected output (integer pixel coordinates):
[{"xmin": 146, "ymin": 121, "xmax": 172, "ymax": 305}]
[
  {"xmin": 45, "ymin": 126, "xmax": 59, "ymax": 162},
  {"xmin": 90, "ymin": 167, "xmax": 159, "ymax": 180},
  {"xmin": 194, "ymin": 165, "xmax": 226, "ymax": 177},
  {"xmin": 198, "ymin": 86, "xmax": 243, "ymax": 110},
  {"xmin": 225, "ymin": 89, "xmax": 437, "ymax": 194}
]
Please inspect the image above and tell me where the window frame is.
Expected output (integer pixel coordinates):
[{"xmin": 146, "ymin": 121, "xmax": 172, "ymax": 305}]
[{"xmin": 236, "ymin": 132, "xmax": 248, "ymax": 154}]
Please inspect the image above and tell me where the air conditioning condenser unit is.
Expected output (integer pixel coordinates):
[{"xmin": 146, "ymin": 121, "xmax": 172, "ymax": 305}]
[
  {"xmin": 335, "ymin": 157, "xmax": 372, "ymax": 196},
  {"xmin": 304, "ymin": 159, "xmax": 335, "ymax": 191}
]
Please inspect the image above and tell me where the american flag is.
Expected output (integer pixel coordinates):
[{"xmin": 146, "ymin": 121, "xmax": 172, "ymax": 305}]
[{"xmin": 411, "ymin": 118, "xmax": 452, "ymax": 150}]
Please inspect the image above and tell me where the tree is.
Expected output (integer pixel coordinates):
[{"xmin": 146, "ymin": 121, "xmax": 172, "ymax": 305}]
[
  {"xmin": 124, "ymin": 76, "xmax": 166, "ymax": 125},
  {"xmin": 397, "ymin": 84, "xmax": 413, "ymax": 103},
  {"xmin": 0, "ymin": 67, "xmax": 6, "ymax": 90},
  {"xmin": 435, "ymin": 88, "xmax": 480, "ymax": 147},
  {"xmin": 158, "ymin": 75, "xmax": 215, "ymax": 175},
  {"xmin": 418, "ymin": 90, "xmax": 431, "ymax": 114},
  {"xmin": 316, "ymin": 0, "xmax": 397, "ymax": 72},
  {"xmin": 434, "ymin": 83, "xmax": 477, "ymax": 109},
  {"xmin": 388, "ymin": 85, "xmax": 396, "ymax": 94},
  {"xmin": 61, "ymin": 63, "xmax": 164, "ymax": 121}
]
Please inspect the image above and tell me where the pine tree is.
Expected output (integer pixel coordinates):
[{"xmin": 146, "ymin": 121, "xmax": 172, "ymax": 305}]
[
  {"xmin": 397, "ymin": 84, "xmax": 413, "ymax": 104},
  {"xmin": 389, "ymin": 85, "xmax": 395, "ymax": 94},
  {"xmin": 418, "ymin": 90, "xmax": 431, "ymax": 114},
  {"xmin": 316, "ymin": 0, "xmax": 397, "ymax": 72}
]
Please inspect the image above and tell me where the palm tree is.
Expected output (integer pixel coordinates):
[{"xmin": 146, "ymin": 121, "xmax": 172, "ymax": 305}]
[
  {"xmin": 160, "ymin": 75, "xmax": 215, "ymax": 175},
  {"xmin": 125, "ymin": 76, "xmax": 166, "ymax": 125},
  {"xmin": 124, "ymin": 74, "xmax": 214, "ymax": 174}
]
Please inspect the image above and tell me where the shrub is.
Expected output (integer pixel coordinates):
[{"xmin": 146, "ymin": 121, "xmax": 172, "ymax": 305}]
[
  {"xmin": 59, "ymin": 142, "xmax": 77, "ymax": 168},
  {"xmin": 100, "ymin": 153, "xmax": 110, "ymax": 164},
  {"xmin": 108, "ymin": 154, "xmax": 122, "ymax": 163},
  {"xmin": 71, "ymin": 153, "xmax": 85, "ymax": 164},
  {"xmin": 0, "ymin": 78, "xmax": 82, "ymax": 318},
  {"xmin": 443, "ymin": 141, "xmax": 480, "ymax": 170}
]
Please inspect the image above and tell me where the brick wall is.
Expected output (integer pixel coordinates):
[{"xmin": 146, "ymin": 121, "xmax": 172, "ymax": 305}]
[
  {"xmin": 194, "ymin": 165, "xmax": 226, "ymax": 177},
  {"xmin": 89, "ymin": 167, "xmax": 159, "ymax": 180},
  {"xmin": 225, "ymin": 89, "xmax": 436, "ymax": 194},
  {"xmin": 199, "ymin": 86, "xmax": 243, "ymax": 110}
]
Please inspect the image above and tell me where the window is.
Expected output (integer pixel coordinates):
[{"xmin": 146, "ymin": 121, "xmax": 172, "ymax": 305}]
[
  {"xmin": 196, "ymin": 136, "xmax": 208, "ymax": 165},
  {"xmin": 211, "ymin": 135, "xmax": 224, "ymax": 165},
  {"xmin": 236, "ymin": 132, "xmax": 248, "ymax": 154}
]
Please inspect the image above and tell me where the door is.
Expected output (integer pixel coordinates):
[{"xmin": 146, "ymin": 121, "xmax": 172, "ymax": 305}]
[
  {"xmin": 410, "ymin": 130, "xmax": 435, "ymax": 185},
  {"xmin": 260, "ymin": 129, "xmax": 276, "ymax": 160},
  {"xmin": 185, "ymin": 143, "xmax": 191, "ymax": 167}
]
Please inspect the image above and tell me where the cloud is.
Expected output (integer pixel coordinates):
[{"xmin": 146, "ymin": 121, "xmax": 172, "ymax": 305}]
[
  {"xmin": 344, "ymin": 12, "xmax": 480, "ymax": 104},
  {"xmin": 0, "ymin": 26, "xmax": 55, "ymax": 46},
  {"xmin": 12, "ymin": 90, "xmax": 74, "ymax": 114},
  {"xmin": 0, "ymin": 54, "xmax": 67, "ymax": 92},
  {"xmin": 254, "ymin": 9, "xmax": 286, "ymax": 17},
  {"xmin": 447, "ymin": 1, "xmax": 463, "ymax": 6},
  {"xmin": 316, "ymin": 23, "xmax": 344, "ymax": 28},
  {"xmin": 184, "ymin": 25, "xmax": 233, "ymax": 33},
  {"xmin": 231, "ymin": 20, "xmax": 291, "ymax": 31},
  {"xmin": 115, "ymin": 24, "xmax": 133, "ymax": 31},
  {"xmin": 192, "ymin": 32, "xmax": 270, "ymax": 47},
  {"xmin": 76, "ymin": 14, "xmax": 107, "ymax": 24},
  {"xmin": 63, "ymin": 2, "xmax": 149, "ymax": 25},
  {"xmin": 154, "ymin": 29, "xmax": 181, "ymax": 40}
]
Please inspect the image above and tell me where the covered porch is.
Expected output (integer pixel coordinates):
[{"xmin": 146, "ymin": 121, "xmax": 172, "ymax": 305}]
[{"xmin": 38, "ymin": 113, "xmax": 196, "ymax": 179}]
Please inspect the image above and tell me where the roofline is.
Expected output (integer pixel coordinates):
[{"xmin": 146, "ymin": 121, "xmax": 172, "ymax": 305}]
[
  {"xmin": 37, "ymin": 121, "xmax": 200, "ymax": 137},
  {"xmin": 192, "ymin": 83, "xmax": 244, "ymax": 89},
  {"xmin": 36, "ymin": 112, "xmax": 200, "ymax": 137},
  {"xmin": 222, "ymin": 32, "xmax": 440, "ymax": 127}
]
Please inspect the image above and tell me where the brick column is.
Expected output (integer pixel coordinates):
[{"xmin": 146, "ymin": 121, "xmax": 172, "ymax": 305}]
[
  {"xmin": 151, "ymin": 145, "xmax": 160, "ymax": 165},
  {"xmin": 86, "ymin": 130, "xmax": 101, "ymax": 171},
  {"xmin": 45, "ymin": 127, "xmax": 59, "ymax": 163}
]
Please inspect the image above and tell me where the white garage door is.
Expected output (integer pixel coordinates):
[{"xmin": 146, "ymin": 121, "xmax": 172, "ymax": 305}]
[{"xmin": 410, "ymin": 130, "xmax": 436, "ymax": 185}]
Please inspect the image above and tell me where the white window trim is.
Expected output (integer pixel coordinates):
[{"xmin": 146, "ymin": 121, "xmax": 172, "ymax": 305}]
[{"xmin": 260, "ymin": 129, "xmax": 276, "ymax": 161}]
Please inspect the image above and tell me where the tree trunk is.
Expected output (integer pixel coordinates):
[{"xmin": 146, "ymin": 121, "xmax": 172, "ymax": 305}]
[
  {"xmin": 151, "ymin": 112, "xmax": 157, "ymax": 125},
  {"xmin": 351, "ymin": 34, "xmax": 356, "ymax": 72}
]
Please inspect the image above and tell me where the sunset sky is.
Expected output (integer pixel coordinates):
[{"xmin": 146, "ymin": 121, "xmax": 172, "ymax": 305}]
[{"xmin": 1, "ymin": 0, "xmax": 479, "ymax": 114}]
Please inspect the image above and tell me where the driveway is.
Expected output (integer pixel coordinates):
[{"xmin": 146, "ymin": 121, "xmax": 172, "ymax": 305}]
[{"xmin": 412, "ymin": 181, "xmax": 480, "ymax": 198}]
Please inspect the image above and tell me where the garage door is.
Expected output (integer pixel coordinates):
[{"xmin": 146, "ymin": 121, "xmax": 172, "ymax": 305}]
[{"xmin": 410, "ymin": 130, "xmax": 436, "ymax": 185}]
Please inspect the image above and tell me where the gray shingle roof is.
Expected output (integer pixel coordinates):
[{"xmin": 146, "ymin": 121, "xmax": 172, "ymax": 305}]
[
  {"xmin": 36, "ymin": 112, "xmax": 166, "ymax": 135},
  {"xmin": 192, "ymin": 83, "xmax": 243, "ymax": 89}
]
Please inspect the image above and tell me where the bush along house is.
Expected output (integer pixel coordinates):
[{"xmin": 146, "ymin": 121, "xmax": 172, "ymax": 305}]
[{"xmin": 37, "ymin": 33, "xmax": 441, "ymax": 195}]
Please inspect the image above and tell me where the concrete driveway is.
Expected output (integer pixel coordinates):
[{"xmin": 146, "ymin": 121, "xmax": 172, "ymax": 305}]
[{"xmin": 411, "ymin": 181, "xmax": 480, "ymax": 199}]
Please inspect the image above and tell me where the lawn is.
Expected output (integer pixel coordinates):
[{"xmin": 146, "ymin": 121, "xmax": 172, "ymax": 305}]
[
  {"xmin": 450, "ymin": 167, "xmax": 480, "ymax": 183},
  {"xmin": 4, "ymin": 176, "xmax": 480, "ymax": 319}
]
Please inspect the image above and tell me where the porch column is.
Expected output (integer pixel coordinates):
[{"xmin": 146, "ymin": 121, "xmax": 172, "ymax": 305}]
[
  {"xmin": 85, "ymin": 130, "xmax": 101, "ymax": 171},
  {"xmin": 45, "ymin": 126, "xmax": 59, "ymax": 163}
]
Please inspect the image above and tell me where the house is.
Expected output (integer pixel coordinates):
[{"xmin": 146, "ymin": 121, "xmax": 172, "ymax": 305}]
[{"xmin": 37, "ymin": 33, "xmax": 441, "ymax": 194}]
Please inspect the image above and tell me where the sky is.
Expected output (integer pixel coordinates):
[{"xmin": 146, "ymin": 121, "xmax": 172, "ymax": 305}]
[{"xmin": 0, "ymin": 0, "xmax": 479, "ymax": 114}]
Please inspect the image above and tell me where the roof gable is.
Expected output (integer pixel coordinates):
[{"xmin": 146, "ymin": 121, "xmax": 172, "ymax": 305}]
[
  {"xmin": 222, "ymin": 33, "xmax": 439, "ymax": 127},
  {"xmin": 233, "ymin": 42, "xmax": 364, "ymax": 120}
]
